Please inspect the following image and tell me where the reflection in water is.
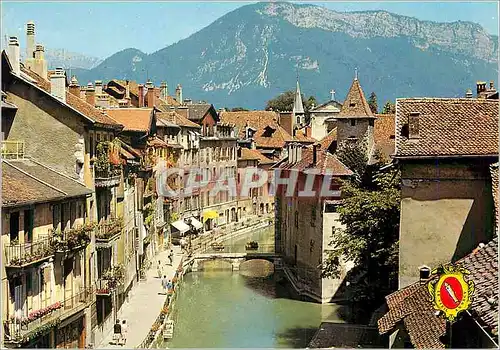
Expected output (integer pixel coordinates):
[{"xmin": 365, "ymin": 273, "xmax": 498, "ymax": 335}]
[{"xmin": 167, "ymin": 270, "xmax": 343, "ymax": 348}]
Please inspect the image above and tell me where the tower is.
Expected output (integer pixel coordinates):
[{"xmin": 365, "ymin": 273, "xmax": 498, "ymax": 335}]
[
  {"xmin": 336, "ymin": 69, "xmax": 376, "ymax": 158},
  {"xmin": 292, "ymin": 75, "xmax": 305, "ymax": 131}
]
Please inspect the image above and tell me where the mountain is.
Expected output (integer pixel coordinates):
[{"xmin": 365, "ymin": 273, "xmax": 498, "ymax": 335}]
[
  {"xmin": 76, "ymin": 2, "xmax": 498, "ymax": 109},
  {"xmin": 32, "ymin": 48, "xmax": 102, "ymax": 70}
]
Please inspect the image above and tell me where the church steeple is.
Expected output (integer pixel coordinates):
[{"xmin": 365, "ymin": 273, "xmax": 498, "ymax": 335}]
[{"xmin": 292, "ymin": 73, "xmax": 305, "ymax": 128}]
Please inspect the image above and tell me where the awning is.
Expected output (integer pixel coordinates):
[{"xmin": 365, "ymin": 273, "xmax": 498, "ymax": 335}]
[
  {"xmin": 171, "ymin": 220, "xmax": 190, "ymax": 234},
  {"xmin": 202, "ymin": 210, "xmax": 218, "ymax": 222},
  {"xmin": 190, "ymin": 217, "xmax": 203, "ymax": 230}
]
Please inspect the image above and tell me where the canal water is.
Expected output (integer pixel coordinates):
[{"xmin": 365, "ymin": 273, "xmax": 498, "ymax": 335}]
[{"xmin": 166, "ymin": 225, "xmax": 345, "ymax": 348}]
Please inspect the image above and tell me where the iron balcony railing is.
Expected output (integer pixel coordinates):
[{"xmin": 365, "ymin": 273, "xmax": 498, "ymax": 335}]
[
  {"xmin": 1, "ymin": 140, "xmax": 25, "ymax": 159},
  {"xmin": 4, "ymin": 236, "xmax": 54, "ymax": 268},
  {"xmin": 94, "ymin": 168, "xmax": 121, "ymax": 188},
  {"xmin": 4, "ymin": 287, "xmax": 93, "ymax": 342}
]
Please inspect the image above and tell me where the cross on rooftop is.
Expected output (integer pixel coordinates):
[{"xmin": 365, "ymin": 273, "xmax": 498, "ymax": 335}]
[{"xmin": 330, "ymin": 89, "xmax": 336, "ymax": 100}]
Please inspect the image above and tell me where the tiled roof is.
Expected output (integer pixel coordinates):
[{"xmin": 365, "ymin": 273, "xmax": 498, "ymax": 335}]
[
  {"xmin": 106, "ymin": 108, "xmax": 153, "ymax": 132},
  {"xmin": 338, "ymin": 78, "xmax": 375, "ymax": 118},
  {"xmin": 109, "ymin": 79, "xmax": 140, "ymax": 97},
  {"xmin": 374, "ymin": 114, "xmax": 395, "ymax": 161},
  {"xmin": 491, "ymin": 163, "xmax": 499, "ymax": 229},
  {"xmin": 238, "ymin": 148, "xmax": 276, "ymax": 165},
  {"xmin": 18, "ymin": 66, "xmax": 121, "ymax": 127},
  {"xmin": 278, "ymin": 147, "xmax": 353, "ymax": 176},
  {"xmin": 2, "ymin": 159, "xmax": 92, "ymax": 207},
  {"xmin": 308, "ymin": 322, "xmax": 387, "ymax": 348},
  {"xmin": 157, "ymin": 111, "xmax": 201, "ymax": 129},
  {"xmin": 294, "ymin": 128, "xmax": 316, "ymax": 143},
  {"xmin": 317, "ymin": 127, "xmax": 337, "ymax": 152},
  {"xmin": 184, "ymin": 103, "xmax": 214, "ymax": 121},
  {"xmin": 220, "ymin": 110, "xmax": 294, "ymax": 148},
  {"xmin": 378, "ymin": 236, "xmax": 499, "ymax": 348},
  {"xmin": 395, "ymin": 98, "xmax": 499, "ymax": 158},
  {"xmin": 310, "ymin": 99, "xmax": 342, "ymax": 112}
]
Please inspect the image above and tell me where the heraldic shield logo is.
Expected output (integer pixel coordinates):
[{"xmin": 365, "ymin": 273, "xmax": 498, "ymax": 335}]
[{"xmin": 427, "ymin": 265, "xmax": 475, "ymax": 322}]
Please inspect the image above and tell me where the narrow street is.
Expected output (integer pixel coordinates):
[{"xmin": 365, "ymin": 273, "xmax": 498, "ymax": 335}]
[{"xmin": 96, "ymin": 246, "xmax": 182, "ymax": 349}]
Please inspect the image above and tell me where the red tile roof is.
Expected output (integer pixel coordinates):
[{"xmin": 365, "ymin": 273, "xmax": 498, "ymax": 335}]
[
  {"xmin": 157, "ymin": 111, "xmax": 201, "ymax": 129},
  {"xmin": 19, "ymin": 65, "xmax": 121, "ymax": 127},
  {"xmin": 395, "ymin": 98, "xmax": 499, "ymax": 158},
  {"xmin": 294, "ymin": 128, "xmax": 316, "ymax": 144},
  {"xmin": 220, "ymin": 110, "xmax": 294, "ymax": 148},
  {"xmin": 317, "ymin": 128, "xmax": 337, "ymax": 151},
  {"xmin": 238, "ymin": 148, "xmax": 276, "ymax": 165},
  {"xmin": 106, "ymin": 108, "xmax": 153, "ymax": 132},
  {"xmin": 373, "ymin": 114, "xmax": 395, "ymax": 161},
  {"xmin": 278, "ymin": 147, "xmax": 353, "ymax": 176},
  {"xmin": 491, "ymin": 163, "xmax": 499, "ymax": 229},
  {"xmin": 378, "ymin": 236, "xmax": 499, "ymax": 348},
  {"xmin": 338, "ymin": 79, "xmax": 375, "ymax": 118}
]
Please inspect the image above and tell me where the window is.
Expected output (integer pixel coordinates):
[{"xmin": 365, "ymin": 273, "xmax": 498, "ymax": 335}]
[
  {"xmin": 24, "ymin": 209, "xmax": 34, "ymax": 242},
  {"xmin": 350, "ymin": 119, "xmax": 356, "ymax": 126},
  {"xmin": 408, "ymin": 112, "xmax": 420, "ymax": 139},
  {"xmin": 325, "ymin": 203, "xmax": 338, "ymax": 213},
  {"xmin": 311, "ymin": 206, "xmax": 317, "ymax": 227},
  {"xmin": 349, "ymin": 100, "xmax": 356, "ymax": 107},
  {"xmin": 369, "ymin": 119, "xmax": 374, "ymax": 127},
  {"xmin": 9, "ymin": 212, "xmax": 20, "ymax": 241}
]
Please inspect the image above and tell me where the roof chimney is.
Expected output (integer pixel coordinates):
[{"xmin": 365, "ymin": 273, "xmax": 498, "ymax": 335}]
[
  {"xmin": 50, "ymin": 67, "xmax": 66, "ymax": 103},
  {"xmin": 477, "ymin": 81, "xmax": 487, "ymax": 97},
  {"xmin": 176, "ymin": 84, "xmax": 183, "ymax": 104},
  {"xmin": 86, "ymin": 82, "xmax": 95, "ymax": 106},
  {"xmin": 138, "ymin": 84, "xmax": 145, "ymax": 107},
  {"xmin": 8, "ymin": 37, "xmax": 20, "ymax": 75},
  {"xmin": 419, "ymin": 265, "xmax": 431, "ymax": 285},
  {"xmin": 313, "ymin": 144, "xmax": 318, "ymax": 165},
  {"xmin": 160, "ymin": 82, "xmax": 168, "ymax": 101},
  {"xmin": 146, "ymin": 82, "xmax": 155, "ymax": 107},
  {"xmin": 288, "ymin": 143, "xmax": 294, "ymax": 163},
  {"xmin": 296, "ymin": 144, "xmax": 302, "ymax": 162},
  {"xmin": 69, "ymin": 76, "xmax": 80, "ymax": 97},
  {"xmin": 125, "ymin": 80, "xmax": 131, "ymax": 100},
  {"xmin": 465, "ymin": 88, "xmax": 473, "ymax": 98},
  {"xmin": 26, "ymin": 21, "xmax": 35, "ymax": 60},
  {"xmin": 489, "ymin": 81, "xmax": 496, "ymax": 91},
  {"xmin": 80, "ymin": 87, "xmax": 86, "ymax": 100},
  {"xmin": 30, "ymin": 44, "xmax": 48, "ymax": 80},
  {"xmin": 95, "ymin": 80, "xmax": 103, "ymax": 95}
]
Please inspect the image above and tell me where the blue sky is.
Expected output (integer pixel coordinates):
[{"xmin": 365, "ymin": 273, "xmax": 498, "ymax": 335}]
[{"xmin": 1, "ymin": 1, "xmax": 498, "ymax": 58}]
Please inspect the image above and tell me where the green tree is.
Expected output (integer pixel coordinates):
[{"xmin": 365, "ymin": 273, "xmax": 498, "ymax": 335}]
[
  {"xmin": 382, "ymin": 101, "xmax": 396, "ymax": 114},
  {"xmin": 322, "ymin": 166, "xmax": 400, "ymax": 305},
  {"xmin": 231, "ymin": 107, "xmax": 249, "ymax": 112},
  {"xmin": 335, "ymin": 133, "xmax": 369, "ymax": 184},
  {"xmin": 265, "ymin": 91, "xmax": 317, "ymax": 113},
  {"xmin": 368, "ymin": 92, "xmax": 378, "ymax": 114}
]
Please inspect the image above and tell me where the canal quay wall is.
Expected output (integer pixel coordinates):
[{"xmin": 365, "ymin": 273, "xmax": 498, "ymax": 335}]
[{"xmin": 137, "ymin": 214, "xmax": 274, "ymax": 349}]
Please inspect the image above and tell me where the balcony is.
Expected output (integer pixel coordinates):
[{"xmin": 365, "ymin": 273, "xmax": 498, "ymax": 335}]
[
  {"xmin": 4, "ymin": 236, "xmax": 54, "ymax": 268},
  {"xmin": 52, "ymin": 223, "xmax": 93, "ymax": 253},
  {"xmin": 95, "ymin": 217, "xmax": 123, "ymax": 248},
  {"xmin": 1, "ymin": 140, "xmax": 25, "ymax": 160},
  {"xmin": 3, "ymin": 288, "xmax": 93, "ymax": 344},
  {"xmin": 94, "ymin": 141, "xmax": 122, "ymax": 188},
  {"xmin": 95, "ymin": 265, "xmax": 125, "ymax": 296}
]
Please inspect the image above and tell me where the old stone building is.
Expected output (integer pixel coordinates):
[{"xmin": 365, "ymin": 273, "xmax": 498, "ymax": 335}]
[
  {"xmin": 274, "ymin": 144, "xmax": 353, "ymax": 303},
  {"xmin": 2, "ymin": 158, "xmax": 93, "ymax": 348},
  {"xmin": 393, "ymin": 98, "xmax": 498, "ymax": 289},
  {"xmin": 309, "ymin": 98, "xmax": 342, "ymax": 141}
]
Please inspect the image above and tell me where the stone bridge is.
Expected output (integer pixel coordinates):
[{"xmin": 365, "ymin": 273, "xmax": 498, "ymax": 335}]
[{"xmin": 188, "ymin": 252, "xmax": 282, "ymax": 272}]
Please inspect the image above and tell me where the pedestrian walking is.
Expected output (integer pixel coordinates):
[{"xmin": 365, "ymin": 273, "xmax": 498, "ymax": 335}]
[
  {"xmin": 157, "ymin": 260, "xmax": 162, "ymax": 278},
  {"xmin": 113, "ymin": 319, "xmax": 121, "ymax": 345},
  {"xmin": 120, "ymin": 320, "xmax": 128, "ymax": 346},
  {"xmin": 161, "ymin": 275, "xmax": 168, "ymax": 294},
  {"xmin": 168, "ymin": 249, "xmax": 174, "ymax": 265}
]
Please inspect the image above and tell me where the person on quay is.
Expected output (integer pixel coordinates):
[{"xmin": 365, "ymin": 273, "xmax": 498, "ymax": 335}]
[
  {"xmin": 168, "ymin": 249, "xmax": 174, "ymax": 265},
  {"xmin": 157, "ymin": 260, "xmax": 162, "ymax": 278},
  {"xmin": 120, "ymin": 320, "xmax": 128, "ymax": 346},
  {"xmin": 113, "ymin": 319, "xmax": 121, "ymax": 345},
  {"xmin": 161, "ymin": 275, "xmax": 168, "ymax": 294}
]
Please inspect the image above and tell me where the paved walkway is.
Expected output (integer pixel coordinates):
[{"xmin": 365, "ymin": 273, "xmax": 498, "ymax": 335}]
[{"xmin": 96, "ymin": 246, "xmax": 182, "ymax": 349}]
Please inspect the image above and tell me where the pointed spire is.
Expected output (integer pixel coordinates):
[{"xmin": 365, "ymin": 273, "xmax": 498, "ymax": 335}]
[
  {"xmin": 338, "ymin": 77, "xmax": 374, "ymax": 118},
  {"xmin": 354, "ymin": 67, "xmax": 358, "ymax": 81},
  {"xmin": 293, "ymin": 76, "xmax": 304, "ymax": 115}
]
